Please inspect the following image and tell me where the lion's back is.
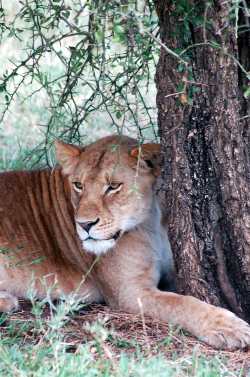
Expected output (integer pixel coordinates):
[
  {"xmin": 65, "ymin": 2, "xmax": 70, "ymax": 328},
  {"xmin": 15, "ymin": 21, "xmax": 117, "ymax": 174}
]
[{"xmin": 0, "ymin": 169, "xmax": 89, "ymax": 268}]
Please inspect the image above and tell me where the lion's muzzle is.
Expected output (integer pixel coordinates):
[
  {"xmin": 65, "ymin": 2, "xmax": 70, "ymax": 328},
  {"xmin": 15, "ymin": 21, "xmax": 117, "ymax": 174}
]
[{"xmin": 75, "ymin": 220, "xmax": 122, "ymax": 255}]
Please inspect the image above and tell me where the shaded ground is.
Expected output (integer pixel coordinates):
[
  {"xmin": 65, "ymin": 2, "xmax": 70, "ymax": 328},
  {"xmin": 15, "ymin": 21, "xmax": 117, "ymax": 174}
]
[{"xmin": 0, "ymin": 300, "xmax": 249, "ymax": 375}]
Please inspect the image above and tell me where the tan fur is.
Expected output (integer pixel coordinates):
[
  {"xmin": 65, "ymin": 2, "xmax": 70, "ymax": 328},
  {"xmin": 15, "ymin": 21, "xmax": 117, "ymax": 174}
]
[{"xmin": 0, "ymin": 135, "xmax": 250, "ymax": 350}]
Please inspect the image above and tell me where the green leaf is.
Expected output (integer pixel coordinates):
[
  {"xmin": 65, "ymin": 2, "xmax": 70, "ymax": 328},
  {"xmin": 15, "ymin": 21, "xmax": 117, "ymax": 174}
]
[
  {"xmin": 0, "ymin": 83, "xmax": 6, "ymax": 92},
  {"xmin": 62, "ymin": 10, "xmax": 70, "ymax": 19},
  {"xmin": 94, "ymin": 29, "xmax": 104, "ymax": 42},
  {"xmin": 116, "ymin": 111, "xmax": 122, "ymax": 119}
]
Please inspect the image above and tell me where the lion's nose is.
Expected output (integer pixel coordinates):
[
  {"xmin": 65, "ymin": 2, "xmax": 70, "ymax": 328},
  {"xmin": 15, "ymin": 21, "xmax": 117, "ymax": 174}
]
[{"xmin": 77, "ymin": 218, "xmax": 99, "ymax": 233}]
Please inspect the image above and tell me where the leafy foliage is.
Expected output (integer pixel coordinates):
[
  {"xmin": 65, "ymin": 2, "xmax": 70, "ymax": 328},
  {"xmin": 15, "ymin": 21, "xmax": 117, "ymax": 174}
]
[{"xmin": 0, "ymin": 0, "xmax": 159, "ymax": 166}]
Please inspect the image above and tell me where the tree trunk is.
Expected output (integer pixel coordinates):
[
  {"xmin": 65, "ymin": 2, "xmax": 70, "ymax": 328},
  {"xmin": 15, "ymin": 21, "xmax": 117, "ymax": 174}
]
[{"xmin": 154, "ymin": 0, "xmax": 250, "ymax": 321}]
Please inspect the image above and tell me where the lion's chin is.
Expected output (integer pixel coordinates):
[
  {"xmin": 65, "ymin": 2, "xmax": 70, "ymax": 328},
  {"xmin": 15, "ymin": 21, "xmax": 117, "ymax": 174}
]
[{"xmin": 82, "ymin": 238, "xmax": 116, "ymax": 255}]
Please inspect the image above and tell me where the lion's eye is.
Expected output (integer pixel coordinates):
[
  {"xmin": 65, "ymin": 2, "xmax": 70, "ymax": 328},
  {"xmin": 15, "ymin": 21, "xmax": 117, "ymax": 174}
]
[
  {"xmin": 72, "ymin": 181, "xmax": 83, "ymax": 192},
  {"xmin": 105, "ymin": 183, "xmax": 122, "ymax": 195}
]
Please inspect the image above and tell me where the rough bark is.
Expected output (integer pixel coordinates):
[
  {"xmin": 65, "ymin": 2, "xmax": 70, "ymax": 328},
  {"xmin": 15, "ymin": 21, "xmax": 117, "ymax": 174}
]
[
  {"xmin": 155, "ymin": 0, "xmax": 250, "ymax": 320},
  {"xmin": 238, "ymin": 0, "xmax": 250, "ymax": 167}
]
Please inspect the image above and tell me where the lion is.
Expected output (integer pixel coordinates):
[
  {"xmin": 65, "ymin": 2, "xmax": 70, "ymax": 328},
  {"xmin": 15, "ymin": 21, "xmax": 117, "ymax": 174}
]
[{"xmin": 0, "ymin": 134, "xmax": 249, "ymax": 350}]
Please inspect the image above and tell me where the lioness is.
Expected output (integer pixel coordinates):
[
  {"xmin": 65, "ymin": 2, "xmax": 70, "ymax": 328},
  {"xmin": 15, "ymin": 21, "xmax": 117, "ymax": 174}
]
[{"xmin": 0, "ymin": 135, "xmax": 249, "ymax": 350}]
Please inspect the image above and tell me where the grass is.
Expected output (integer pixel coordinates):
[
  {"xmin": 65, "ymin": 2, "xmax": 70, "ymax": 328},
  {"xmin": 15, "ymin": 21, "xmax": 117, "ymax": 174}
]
[
  {"xmin": 0, "ymin": 297, "xmax": 249, "ymax": 377},
  {"xmin": 0, "ymin": 144, "xmax": 43, "ymax": 171}
]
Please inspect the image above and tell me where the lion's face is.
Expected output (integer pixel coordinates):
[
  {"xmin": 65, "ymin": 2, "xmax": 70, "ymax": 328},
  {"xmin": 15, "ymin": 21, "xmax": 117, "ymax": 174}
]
[{"xmin": 55, "ymin": 135, "xmax": 160, "ymax": 255}]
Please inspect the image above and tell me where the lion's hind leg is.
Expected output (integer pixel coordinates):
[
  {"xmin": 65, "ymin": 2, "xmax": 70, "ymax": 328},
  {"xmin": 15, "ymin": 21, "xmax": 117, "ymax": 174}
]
[{"xmin": 0, "ymin": 291, "xmax": 19, "ymax": 312}]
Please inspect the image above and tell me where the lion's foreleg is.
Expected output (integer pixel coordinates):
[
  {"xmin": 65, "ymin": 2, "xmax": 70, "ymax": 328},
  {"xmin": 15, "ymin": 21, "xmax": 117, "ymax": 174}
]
[{"xmin": 119, "ymin": 287, "xmax": 250, "ymax": 350}]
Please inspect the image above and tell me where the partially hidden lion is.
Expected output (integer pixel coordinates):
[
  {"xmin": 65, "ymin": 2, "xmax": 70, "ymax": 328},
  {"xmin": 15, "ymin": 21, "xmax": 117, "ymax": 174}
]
[{"xmin": 0, "ymin": 135, "xmax": 249, "ymax": 350}]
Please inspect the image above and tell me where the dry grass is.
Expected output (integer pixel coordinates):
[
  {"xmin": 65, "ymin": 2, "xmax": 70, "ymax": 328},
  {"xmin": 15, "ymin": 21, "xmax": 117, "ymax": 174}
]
[{"xmin": 1, "ymin": 300, "xmax": 249, "ymax": 375}]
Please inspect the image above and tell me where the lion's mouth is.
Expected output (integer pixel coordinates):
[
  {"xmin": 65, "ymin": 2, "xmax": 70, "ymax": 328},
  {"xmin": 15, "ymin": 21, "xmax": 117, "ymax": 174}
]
[
  {"xmin": 81, "ymin": 230, "xmax": 122, "ymax": 255},
  {"xmin": 113, "ymin": 230, "xmax": 121, "ymax": 240},
  {"xmin": 85, "ymin": 230, "xmax": 121, "ymax": 242}
]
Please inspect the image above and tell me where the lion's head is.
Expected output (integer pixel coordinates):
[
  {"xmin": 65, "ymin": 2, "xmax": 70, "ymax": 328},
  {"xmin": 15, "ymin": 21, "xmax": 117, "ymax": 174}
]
[{"xmin": 55, "ymin": 135, "xmax": 160, "ymax": 255}]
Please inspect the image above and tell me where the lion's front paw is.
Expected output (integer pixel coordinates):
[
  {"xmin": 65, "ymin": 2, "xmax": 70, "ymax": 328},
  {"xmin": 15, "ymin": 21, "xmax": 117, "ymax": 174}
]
[{"xmin": 199, "ymin": 307, "xmax": 250, "ymax": 350}]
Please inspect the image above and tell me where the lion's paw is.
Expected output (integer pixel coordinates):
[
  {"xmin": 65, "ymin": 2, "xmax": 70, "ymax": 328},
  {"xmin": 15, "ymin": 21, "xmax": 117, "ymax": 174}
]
[
  {"xmin": 199, "ymin": 307, "xmax": 250, "ymax": 350},
  {"xmin": 0, "ymin": 291, "xmax": 19, "ymax": 312}
]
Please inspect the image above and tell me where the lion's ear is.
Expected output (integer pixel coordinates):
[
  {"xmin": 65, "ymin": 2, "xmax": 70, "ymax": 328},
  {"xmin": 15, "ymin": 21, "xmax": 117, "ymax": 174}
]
[
  {"xmin": 130, "ymin": 143, "xmax": 161, "ymax": 176},
  {"xmin": 55, "ymin": 140, "xmax": 82, "ymax": 175}
]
